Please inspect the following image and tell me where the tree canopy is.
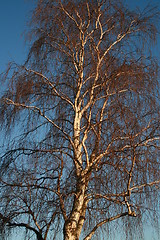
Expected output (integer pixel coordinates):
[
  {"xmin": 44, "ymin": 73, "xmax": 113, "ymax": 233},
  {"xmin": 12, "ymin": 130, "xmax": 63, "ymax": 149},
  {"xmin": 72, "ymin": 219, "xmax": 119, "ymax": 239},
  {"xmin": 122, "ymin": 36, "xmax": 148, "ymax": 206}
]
[{"xmin": 0, "ymin": 1, "xmax": 160, "ymax": 240}]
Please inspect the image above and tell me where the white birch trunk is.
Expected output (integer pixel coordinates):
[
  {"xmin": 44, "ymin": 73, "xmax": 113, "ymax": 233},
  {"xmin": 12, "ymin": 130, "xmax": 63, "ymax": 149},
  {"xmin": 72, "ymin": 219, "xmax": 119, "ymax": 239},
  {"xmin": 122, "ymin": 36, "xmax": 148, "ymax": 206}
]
[
  {"xmin": 63, "ymin": 179, "xmax": 86, "ymax": 240},
  {"xmin": 63, "ymin": 105, "xmax": 87, "ymax": 240}
]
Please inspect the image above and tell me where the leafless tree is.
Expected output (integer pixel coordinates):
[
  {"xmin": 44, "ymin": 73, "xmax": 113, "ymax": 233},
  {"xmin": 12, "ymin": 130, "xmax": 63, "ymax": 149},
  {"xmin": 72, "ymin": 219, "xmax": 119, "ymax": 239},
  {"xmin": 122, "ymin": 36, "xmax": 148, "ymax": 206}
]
[{"xmin": 0, "ymin": 1, "xmax": 160, "ymax": 240}]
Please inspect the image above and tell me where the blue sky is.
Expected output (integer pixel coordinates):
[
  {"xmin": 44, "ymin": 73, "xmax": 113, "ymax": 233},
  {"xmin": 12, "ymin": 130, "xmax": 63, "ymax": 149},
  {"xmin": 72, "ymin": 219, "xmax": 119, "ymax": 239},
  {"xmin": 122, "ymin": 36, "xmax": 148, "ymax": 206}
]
[
  {"xmin": 0, "ymin": 0, "xmax": 35, "ymax": 73},
  {"xmin": 0, "ymin": 0, "xmax": 160, "ymax": 74},
  {"xmin": 0, "ymin": 0, "xmax": 159, "ymax": 240}
]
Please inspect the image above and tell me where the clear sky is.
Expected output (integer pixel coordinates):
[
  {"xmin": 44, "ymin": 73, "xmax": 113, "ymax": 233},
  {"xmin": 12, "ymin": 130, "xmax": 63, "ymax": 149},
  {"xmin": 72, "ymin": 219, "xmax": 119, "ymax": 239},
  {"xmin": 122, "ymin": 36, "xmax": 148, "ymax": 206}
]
[
  {"xmin": 0, "ymin": 0, "xmax": 160, "ymax": 73},
  {"xmin": 0, "ymin": 0, "xmax": 35, "ymax": 73},
  {"xmin": 0, "ymin": 0, "xmax": 159, "ymax": 240}
]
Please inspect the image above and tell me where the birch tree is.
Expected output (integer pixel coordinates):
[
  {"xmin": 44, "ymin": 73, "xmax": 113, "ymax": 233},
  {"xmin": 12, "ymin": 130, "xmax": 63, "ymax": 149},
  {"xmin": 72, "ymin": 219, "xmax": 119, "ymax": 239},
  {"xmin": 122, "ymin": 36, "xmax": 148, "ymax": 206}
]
[{"xmin": 0, "ymin": 1, "xmax": 160, "ymax": 240}]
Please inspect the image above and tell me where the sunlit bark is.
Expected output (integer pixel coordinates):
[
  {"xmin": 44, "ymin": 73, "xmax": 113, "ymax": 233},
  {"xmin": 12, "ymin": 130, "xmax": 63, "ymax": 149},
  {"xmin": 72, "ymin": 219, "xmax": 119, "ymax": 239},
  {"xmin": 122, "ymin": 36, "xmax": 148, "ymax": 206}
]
[{"xmin": 0, "ymin": 1, "xmax": 159, "ymax": 240}]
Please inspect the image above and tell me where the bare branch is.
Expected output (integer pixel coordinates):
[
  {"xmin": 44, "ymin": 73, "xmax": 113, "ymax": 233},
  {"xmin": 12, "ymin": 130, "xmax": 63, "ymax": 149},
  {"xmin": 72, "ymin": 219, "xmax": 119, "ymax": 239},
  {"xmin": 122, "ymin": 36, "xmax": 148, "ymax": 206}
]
[{"xmin": 84, "ymin": 212, "xmax": 129, "ymax": 240}]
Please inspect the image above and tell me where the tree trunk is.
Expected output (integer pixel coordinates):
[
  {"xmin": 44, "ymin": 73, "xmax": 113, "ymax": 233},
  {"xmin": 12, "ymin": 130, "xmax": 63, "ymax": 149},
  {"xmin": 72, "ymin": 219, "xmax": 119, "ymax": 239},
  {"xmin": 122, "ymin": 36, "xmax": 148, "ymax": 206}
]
[{"xmin": 63, "ymin": 178, "xmax": 87, "ymax": 240}]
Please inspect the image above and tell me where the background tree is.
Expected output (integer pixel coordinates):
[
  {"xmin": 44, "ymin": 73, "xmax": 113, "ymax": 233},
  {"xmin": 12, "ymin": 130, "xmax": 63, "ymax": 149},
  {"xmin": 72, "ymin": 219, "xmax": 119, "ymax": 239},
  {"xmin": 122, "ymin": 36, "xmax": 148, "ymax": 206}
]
[{"xmin": 0, "ymin": 0, "xmax": 160, "ymax": 240}]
